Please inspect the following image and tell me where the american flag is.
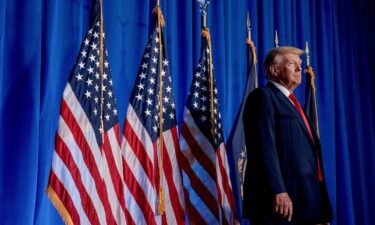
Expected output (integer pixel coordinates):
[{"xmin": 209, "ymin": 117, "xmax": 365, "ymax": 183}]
[
  {"xmin": 46, "ymin": 3, "xmax": 127, "ymax": 225},
  {"xmin": 179, "ymin": 28, "xmax": 238, "ymax": 225},
  {"xmin": 121, "ymin": 10, "xmax": 186, "ymax": 225}
]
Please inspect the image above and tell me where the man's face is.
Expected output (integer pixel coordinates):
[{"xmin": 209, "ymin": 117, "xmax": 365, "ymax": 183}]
[{"xmin": 272, "ymin": 53, "xmax": 302, "ymax": 91}]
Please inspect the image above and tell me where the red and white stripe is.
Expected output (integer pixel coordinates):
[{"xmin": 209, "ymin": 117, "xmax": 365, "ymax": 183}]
[
  {"xmin": 121, "ymin": 105, "xmax": 186, "ymax": 225},
  {"xmin": 216, "ymin": 143, "xmax": 237, "ymax": 225},
  {"xmin": 47, "ymin": 83, "xmax": 127, "ymax": 225},
  {"xmin": 180, "ymin": 108, "xmax": 237, "ymax": 225}
]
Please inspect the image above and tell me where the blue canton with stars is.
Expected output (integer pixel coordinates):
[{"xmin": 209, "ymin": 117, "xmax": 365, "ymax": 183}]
[
  {"xmin": 68, "ymin": 12, "xmax": 118, "ymax": 145},
  {"xmin": 129, "ymin": 22, "xmax": 177, "ymax": 142},
  {"xmin": 185, "ymin": 36, "xmax": 224, "ymax": 150}
]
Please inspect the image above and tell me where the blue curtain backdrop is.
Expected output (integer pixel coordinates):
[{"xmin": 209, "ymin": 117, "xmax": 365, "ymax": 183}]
[{"xmin": 1, "ymin": 0, "xmax": 374, "ymax": 224}]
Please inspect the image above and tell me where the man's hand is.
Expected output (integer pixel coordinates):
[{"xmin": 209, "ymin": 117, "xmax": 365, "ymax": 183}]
[{"xmin": 273, "ymin": 192, "xmax": 293, "ymax": 221}]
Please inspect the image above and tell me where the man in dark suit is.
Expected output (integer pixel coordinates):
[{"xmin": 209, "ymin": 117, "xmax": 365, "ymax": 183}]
[{"xmin": 242, "ymin": 47, "xmax": 332, "ymax": 225}]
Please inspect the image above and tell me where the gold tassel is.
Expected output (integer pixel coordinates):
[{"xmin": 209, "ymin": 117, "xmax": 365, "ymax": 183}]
[
  {"xmin": 46, "ymin": 185, "xmax": 74, "ymax": 225},
  {"xmin": 201, "ymin": 27, "xmax": 215, "ymax": 142},
  {"xmin": 157, "ymin": 188, "xmax": 166, "ymax": 214},
  {"xmin": 99, "ymin": 0, "xmax": 105, "ymax": 143},
  {"xmin": 153, "ymin": 5, "xmax": 166, "ymax": 215},
  {"xmin": 201, "ymin": 27, "xmax": 211, "ymax": 41},
  {"xmin": 306, "ymin": 66, "xmax": 316, "ymax": 91},
  {"xmin": 152, "ymin": 6, "xmax": 165, "ymax": 27},
  {"xmin": 305, "ymin": 66, "xmax": 320, "ymax": 136},
  {"xmin": 246, "ymin": 38, "xmax": 257, "ymax": 65}
]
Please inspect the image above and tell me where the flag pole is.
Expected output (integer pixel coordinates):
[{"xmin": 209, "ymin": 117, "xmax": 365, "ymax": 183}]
[
  {"xmin": 305, "ymin": 41, "xmax": 310, "ymax": 67},
  {"xmin": 275, "ymin": 29, "xmax": 279, "ymax": 48},
  {"xmin": 247, "ymin": 12, "xmax": 251, "ymax": 42},
  {"xmin": 246, "ymin": 11, "xmax": 258, "ymax": 88},
  {"xmin": 99, "ymin": 0, "xmax": 105, "ymax": 143},
  {"xmin": 305, "ymin": 41, "xmax": 320, "ymax": 136},
  {"xmin": 153, "ymin": 1, "xmax": 166, "ymax": 214},
  {"xmin": 199, "ymin": 0, "xmax": 215, "ymax": 143}
]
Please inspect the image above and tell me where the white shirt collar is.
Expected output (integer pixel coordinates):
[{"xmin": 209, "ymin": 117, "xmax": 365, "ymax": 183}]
[{"xmin": 269, "ymin": 80, "xmax": 292, "ymax": 98}]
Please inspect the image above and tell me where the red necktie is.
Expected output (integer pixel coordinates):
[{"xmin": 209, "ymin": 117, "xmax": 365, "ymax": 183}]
[
  {"xmin": 289, "ymin": 93, "xmax": 323, "ymax": 182},
  {"xmin": 288, "ymin": 93, "xmax": 314, "ymax": 140}
]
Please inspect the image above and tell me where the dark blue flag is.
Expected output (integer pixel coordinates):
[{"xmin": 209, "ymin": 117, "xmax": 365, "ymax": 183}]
[
  {"xmin": 227, "ymin": 38, "xmax": 257, "ymax": 224},
  {"xmin": 304, "ymin": 66, "xmax": 320, "ymax": 135}
]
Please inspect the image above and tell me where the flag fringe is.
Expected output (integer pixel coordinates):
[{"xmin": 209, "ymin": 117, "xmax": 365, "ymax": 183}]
[{"xmin": 46, "ymin": 185, "xmax": 74, "ymax": 225}]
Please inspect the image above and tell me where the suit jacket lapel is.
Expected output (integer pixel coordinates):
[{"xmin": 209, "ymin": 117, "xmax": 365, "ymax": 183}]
[{"xmin": 267, "ymin": 82, "xmax": 318, "ymax": 146}]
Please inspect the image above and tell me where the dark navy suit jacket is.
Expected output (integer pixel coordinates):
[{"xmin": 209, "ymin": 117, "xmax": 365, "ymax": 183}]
[{"xmin": 242, "ymin": 82, "xmax": 332, "ymax": 224}]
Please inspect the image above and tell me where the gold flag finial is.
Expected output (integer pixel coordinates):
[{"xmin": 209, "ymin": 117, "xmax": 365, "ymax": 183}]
[
  {"xmin": 247, "ymin": 12, "xmax": 251, "ymax": 41},
  {"xmin": 305, "ymin": 41, "xmax": 310, "ymax": 67},
  {"xmin": 275, "ymin": 29, "xmax": 279, "ymax": 47}
]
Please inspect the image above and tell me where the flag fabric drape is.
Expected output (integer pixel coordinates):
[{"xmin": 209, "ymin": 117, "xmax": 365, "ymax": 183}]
[
  {"xmin": 121, "ymin": 7, "xmax": 186, "ymax": 225},
  {"xmin": 179, "ymin": 28, "xmax": 238, "ymax": 225},
  {"xmin": 303, "ymin": 66, "xmax": 325, "ymax": 182},
  {"xmin": 304, "ymin": 66, "xmax": 319, "ymax": 134},
  {"xmin": 226, "ymin": 38, "xmax": 257, "ymax": 225},
  {"xmin": 46, "ymin": 1, "xmax": 127, "ymax": 224}
]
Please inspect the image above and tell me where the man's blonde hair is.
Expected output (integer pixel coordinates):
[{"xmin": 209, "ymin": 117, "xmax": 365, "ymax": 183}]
[{"xmin": 263, "ymin": 46, "xmax": 304, "ymax": 80}]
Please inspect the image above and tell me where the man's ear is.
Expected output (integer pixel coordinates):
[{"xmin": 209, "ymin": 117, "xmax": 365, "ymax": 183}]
[{"xmin": 270, "ymin": 65, "xmax": 279, "ymax": 77}]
